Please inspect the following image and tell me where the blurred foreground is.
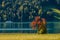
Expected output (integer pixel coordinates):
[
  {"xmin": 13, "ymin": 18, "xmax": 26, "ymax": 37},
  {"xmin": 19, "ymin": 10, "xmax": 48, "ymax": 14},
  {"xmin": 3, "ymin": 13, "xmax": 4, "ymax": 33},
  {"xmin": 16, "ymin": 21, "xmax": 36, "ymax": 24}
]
[{"xmin": 0, "ymin": 33, "xmax": 60, "ymax": 40}]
